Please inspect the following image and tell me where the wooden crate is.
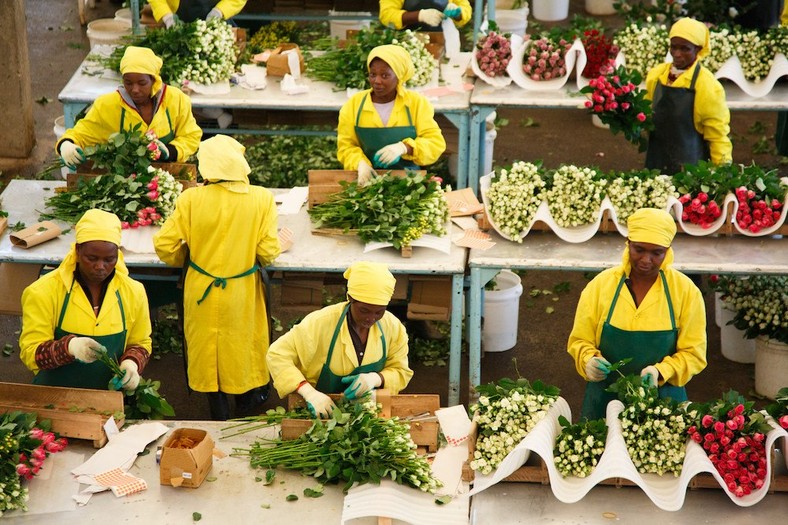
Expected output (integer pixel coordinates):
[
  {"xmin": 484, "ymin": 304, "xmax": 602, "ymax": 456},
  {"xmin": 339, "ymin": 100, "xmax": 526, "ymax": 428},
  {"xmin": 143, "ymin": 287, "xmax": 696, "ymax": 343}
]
[
  {"xmin": 0, "ymin": 382, "xmax": 125, "ymax": 448},
  {"xmin": 68, "ymin": 162, "xmax": 197, "ymax": 191},
  {"xmin": 282, "ymin": 390, "xmax": 441, "ymax": 452}
]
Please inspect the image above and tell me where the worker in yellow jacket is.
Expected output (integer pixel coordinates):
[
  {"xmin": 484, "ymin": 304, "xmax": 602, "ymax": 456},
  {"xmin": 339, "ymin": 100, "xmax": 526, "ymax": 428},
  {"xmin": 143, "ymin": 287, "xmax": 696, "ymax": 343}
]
[
  {"xmin": 153, "ymin": 135, "xmax": 280, "ymax": 420},
  {"xmin": 57, "ymin": 46, "xmax": 202, "ymax": 170},
  {"xmin": 267, "ymin": 262, "xmax": 413, "ymax": 418},
  {"xmin": 567, "ymin": 209, "xmax": 707, "ymax": 421},
  {"xmin": 149, "ymin": 0, "xmax": 247, "ymax": 27},
  {"xmin": 644, "ymin": 18, "xmax": 732, "ymax": 175},
  {"xmin": 379, "ymin": 0, "xmax": 472, "ymax": 30},
  {"xmin": 337, "ymin": 45, "xmax": 446, "ymax": 185},
  {"xmin": 19, "ymin": 210, "xmax": 152, "ymax": 391}
]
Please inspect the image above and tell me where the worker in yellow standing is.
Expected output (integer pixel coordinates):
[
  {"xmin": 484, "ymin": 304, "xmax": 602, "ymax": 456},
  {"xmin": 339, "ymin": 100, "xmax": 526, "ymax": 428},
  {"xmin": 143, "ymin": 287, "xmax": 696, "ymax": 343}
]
[
  {"xmin": 57, "ymin": 46, "xmax": 202, "ymax": 169},
  {"xmin": 153, "ymin": 135, "xmax": 280, "ymax": 420},
  {"xmin": 267, "ymin": 262, "xmax": 413, "ymax": 418},
  {"xmin": 149, "ymin": 0, "xmax": 248, "ymax": 27},
  {"xmin": 379, "ymin": 0, "xmax": 472, "ymax": 31}
]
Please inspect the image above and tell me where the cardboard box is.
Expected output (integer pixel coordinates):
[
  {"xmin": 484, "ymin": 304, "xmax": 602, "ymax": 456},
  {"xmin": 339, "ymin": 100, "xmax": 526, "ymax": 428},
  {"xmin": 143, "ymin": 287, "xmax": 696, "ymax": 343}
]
[
  {"xmin": 407, "ymin": 275, "xmax": 452, "ymax": 321},
  {"xmin": 159, "ymin": 428, "xmax": 214, "ymax": 488},
  {"xmin": 263, "ymin": 44, "xmax": 305, "ymax": 77},
  {"xmin": 280, "ymin": 272, "xmax": 325, "ymax": 306},
  {"xmin": 0, "ymin": 263, "xmax": 43, "ymax": 315}
]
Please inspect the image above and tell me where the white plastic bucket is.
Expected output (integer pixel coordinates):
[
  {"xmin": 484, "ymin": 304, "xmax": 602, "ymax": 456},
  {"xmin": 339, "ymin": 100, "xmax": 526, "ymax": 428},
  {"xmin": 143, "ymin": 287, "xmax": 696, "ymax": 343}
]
[
  {"xmin": 482, "ymin": 270, "xmax": 523, "ymax": 352},
  {"xmin": 53, "ymin": 116, "xmax": 69, "ymax": 179},
  {"xmin": 114, "ymin": 8, "xmax": 132, "ymax": 23},
  {"xmin": 585, "ymin": 0, "xmax": 616, "ymax": 15},
  {"xmin": 754, "ymin": 336, "xmax": 788, "ymax": 399},
  {"xmin": 329, "ymin": 11, "xmax": 372, "ymax": 39},
  {"xmin": 532, "ymin": 0, "xmax": 569, "ymax": 21},
  {"xmin": 714, "ymin": 292, "xmax": 723, "ymax": 327},
  {"xmin": 495, "ymin": 7, "xmax": 529, "ymax": 37},
  {"xmin": 719, "ymin": 305, "xmax": 755, "ymax": 363},
  {"xmin": 86, "ymin": 18, "xmax": 131, "ymax": 49}
]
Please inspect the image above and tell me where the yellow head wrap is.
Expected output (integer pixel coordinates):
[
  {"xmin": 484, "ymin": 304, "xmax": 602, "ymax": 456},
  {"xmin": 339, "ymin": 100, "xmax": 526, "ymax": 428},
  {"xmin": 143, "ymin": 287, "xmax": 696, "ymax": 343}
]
[
  {"xmin": 59, "ymin": 209, "xmax": 128, "ymax": 277},
  {"xmin": 623, "ymin": 208, "xmax": 676, "ymax": 269},
  {"xmin": 197, "ymin": 135, "xmax": 251, "ymax": 193},
  {"xmin": 120, "ymin": 46, "xmax": 164, "ymax": 95},
  {"xmin": 344, "ymin": 261, "xmax": 396, "ymax": 306},
  {"xmin": 669, "ymin": 18, "xmax": 710, "ymax": 59},
  {"xmin": 367, "ymin": 45, "xmax": 414, "ymax": 93}
]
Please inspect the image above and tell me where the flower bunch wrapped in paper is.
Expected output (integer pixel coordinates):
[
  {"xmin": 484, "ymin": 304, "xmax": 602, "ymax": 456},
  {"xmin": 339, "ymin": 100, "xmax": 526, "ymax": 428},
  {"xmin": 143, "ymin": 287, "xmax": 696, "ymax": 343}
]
[
  {"xmin": 553, "ymin": 416, "xmax": 607, "ymax": 478},
  {"xmin": 730, "ymin": 164, "xmax": 786, "ymax": 234},
  {"xmin": 672, "ymin": 161, "xmax": 731, "ymax": 230},
  {"xmin": 604, "ymin": 168, "xmax": 677, "ymax": 224},
  {"xmin": 543, "ymin": 165, "xmax": 607, "ymax": 228},
  {"xmin": 472, "ymin": 24, "xmax": 514, "ymax": 86},
  {"xmin": 520, "ymin": 35, "xmax": 572, "ymax": 81},
  {"xmin": 580, "ymin": 29, "xmax": 619, "ymax": 79},
  {"xmin": 482, "ymin": 161, "xmax": 546, "ymax": 242}
]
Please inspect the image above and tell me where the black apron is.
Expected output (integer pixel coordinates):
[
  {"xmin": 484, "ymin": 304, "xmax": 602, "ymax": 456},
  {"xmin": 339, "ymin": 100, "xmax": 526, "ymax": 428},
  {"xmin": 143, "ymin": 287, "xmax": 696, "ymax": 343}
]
[
  {"xmin": 580, "ymin": 271, "xmax": 687, "ymax": 421},
  {"xmin": 354, "ymin": 94, "xmax": 419, "ymax": 170},
  {"xmin": 645, "ymin": 64, "xmax": 709, "ymax": 175},
  {"xmin": 33, "ymin": 280, "xmax": 127, "ymax": 390},
  {"xmin": 403, "ymin": 0, "xmax": 448, "ymax": 30},
  {"xmin": 315, "ymin": 304, "xmax": 387, "ymax": 394},
  {"xmin": 177, "ymin": 0, "xmax": 218, "ymax": 23}
]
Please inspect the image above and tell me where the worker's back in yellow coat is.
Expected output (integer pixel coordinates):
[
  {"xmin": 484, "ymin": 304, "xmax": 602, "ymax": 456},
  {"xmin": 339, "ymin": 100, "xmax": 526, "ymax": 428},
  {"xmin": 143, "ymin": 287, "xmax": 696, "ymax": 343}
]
[{"xmin": 153, "ymin": 183, "xmax": 281, "ymax": 393}]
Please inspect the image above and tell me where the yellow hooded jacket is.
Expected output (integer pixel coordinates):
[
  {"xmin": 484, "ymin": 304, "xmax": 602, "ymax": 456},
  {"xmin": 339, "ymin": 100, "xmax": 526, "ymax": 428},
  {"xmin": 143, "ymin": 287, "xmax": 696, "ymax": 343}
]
[
  {"xmin": 149, "ymin": 0, "xmax": 247, "ymax": 21},
  {"xmin": 266, "ymin": 302, "xmax": 413, "ymax": 397},
  {"xmin": 153, "ymin": 183, "xmax": 280, "ymax": 394},
  {"xmin": 379, "ymin": 0, "xmax": 472, "ymax": 29}
]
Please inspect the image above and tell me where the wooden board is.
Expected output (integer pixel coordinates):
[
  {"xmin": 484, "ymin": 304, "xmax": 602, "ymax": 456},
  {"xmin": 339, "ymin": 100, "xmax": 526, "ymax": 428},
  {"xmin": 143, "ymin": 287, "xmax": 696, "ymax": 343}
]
[
  {"xmin": 0, "ymin": 382, "xmax": 124, "ymax": 448},
  {"xmin": 68, "ymin": 162, "xmax": 198, "ymax": 191}
]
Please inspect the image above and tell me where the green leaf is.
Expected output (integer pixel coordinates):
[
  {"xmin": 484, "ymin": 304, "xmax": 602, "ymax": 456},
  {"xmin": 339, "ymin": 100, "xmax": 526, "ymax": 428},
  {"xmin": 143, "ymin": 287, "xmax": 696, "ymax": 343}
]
[
  {"xmin": 303, "ymin": 487, "xmax": 324, "ymax": 498},
  {"xmin": 434, "ymin": 495, "xmax": 452, "ymax": 505},
  {"xmin": 263, "ymin": 469, "xmax": 276, "ymax": 485},
  {"xmin": 285, "ymin": 494, "xmax": 299, "ymax": 502},
  {"xmin": 192, "ymin": 512, "xmax": 202, "ymax": 521}
]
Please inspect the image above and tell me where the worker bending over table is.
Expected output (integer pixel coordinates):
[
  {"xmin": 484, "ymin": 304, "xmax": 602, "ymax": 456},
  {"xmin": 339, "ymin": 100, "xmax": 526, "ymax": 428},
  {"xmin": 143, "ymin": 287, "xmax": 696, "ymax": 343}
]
[
  {"xmin": 267, "ymin": 262, "xmax": 413, "ymax": 418},
  {"xmin": 379, "ymin": 0, "xmax": 471, "ymax": 30},
  {"xmin": 567, "ymin": 209, "xmax": 707, "ymax": 421},
  {"xmin": 337, "ymin": 44, "xmax": 446, "ymax": 185},
  {"xmin": 644, "ymin": 17, "xmax": 732, "ymax": 175},
  {"xmin": 149, "ymin": 0, "xmax": 247, "ymax": 27},
  {"xmin": 57, "ymin": 46, "xmax": 202, "ymax": 170},
  {"xmin": 19, "ymin": 210, "xmax": 152, "ymax": 391},
  {"xmin": 154, "ymin": 135, "xmax": 280, "ymax": 420}
]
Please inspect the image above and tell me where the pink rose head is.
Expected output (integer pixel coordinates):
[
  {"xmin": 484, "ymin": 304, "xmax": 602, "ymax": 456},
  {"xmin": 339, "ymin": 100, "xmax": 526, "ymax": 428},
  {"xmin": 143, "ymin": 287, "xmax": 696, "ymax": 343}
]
[
  {"xmin": 780, "ymin": 415, "xmax": 788, "ymax": 429},
  {"xmin": 701, "ymin": 414, "xmax": 714, "ymax": 428},
  {"xmin": 145, "ymin": 129, "xmax": 158, "ymax": 140},
  {"xmin": 636, "ymin": 112, "xmax": 646, "ymax": 122},
  {"xmin": 17, "ymin": 463, "xmax": 31, "ymax": 477},
  {"xmin": 146, "ymin": 142, "xmax": 157, "ymax": 152},
  {"xmin": 147, "ymin": 190, "xmax": 159, "ymax": 201}
]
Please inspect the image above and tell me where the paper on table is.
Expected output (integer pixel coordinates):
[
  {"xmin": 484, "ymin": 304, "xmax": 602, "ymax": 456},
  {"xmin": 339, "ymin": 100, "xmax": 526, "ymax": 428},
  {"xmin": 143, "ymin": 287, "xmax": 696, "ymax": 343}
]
[
  {"xmin": 19, "ymin": 450, "xmax": 84, "ymax": 515},
  {"xmin": 442, "ymin": 18, "xmax": 461, "ymax": 59},
  {"xmin": 281, "ymin": 73, "xmax": 309, "ymax": 95},
  {"xmin": 435, "ymin": 405, "xmax": 473, "ymax": 447},
  {"xmin": 276, "ymin": 186, "xmax": 308, "ymax": 215},
  {"xmin": 278, "ymin": 227, "xmax": 294, "ymax": 252},
  {"xmin": 71, "ymin": 422, "xmax": 168, "ymax": 476},
  {"xmin": 234, "ymin": 63, "xmax": 267, "ymax": 90},
  {"xmin": 451, "ymin": 216, "xmax": 481, "ymax": 231},
  {"xmin": 452, "ymin": 229, "xmax": 495, "ymax": 250},
  {"xmin": 183, "ymin": 79, "xmax": 232, "ymax": 95},
  {"xmin": 431, "ymin": 445, "xmax": 470, "ymax": 497},
  {"xmin": 363, "ymin": 232, "xmax": 452, "ymax": 255},
  {"xmin": 444, "ymin": 187, "xmax": 484, "ymax": 217}
]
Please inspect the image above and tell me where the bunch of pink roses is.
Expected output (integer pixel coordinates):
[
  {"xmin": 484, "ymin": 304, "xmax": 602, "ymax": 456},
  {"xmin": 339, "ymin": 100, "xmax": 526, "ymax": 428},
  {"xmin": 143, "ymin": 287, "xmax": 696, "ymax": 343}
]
[
  {"xmin": 678, "ymin": 191, "xmax": 724, "ymax": 228},
  {"xmin": 734, "ymin": 186, "xmax": 783, "ymax": 233},
  {"xmin": 521, "ymin": 36, "xmax": 572, "ymax": 81},
  {"xmin": 475, "ymin": 30, "xmax": 512, "ymax": 78}
]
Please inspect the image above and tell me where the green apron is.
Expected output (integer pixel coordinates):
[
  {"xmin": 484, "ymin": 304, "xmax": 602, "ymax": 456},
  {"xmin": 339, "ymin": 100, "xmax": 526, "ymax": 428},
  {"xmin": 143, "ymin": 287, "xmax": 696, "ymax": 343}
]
[
  {"xmin": 119, "ymin": 100, "xmax": 176, "ymax": 145},
  {"xmin": 187, "ymin": 260, "xmax": 259, "ymax": 305},
  {"xmin": 355, "ymin": 93, "xmax": 419, "ymax": 170},
  {"xmin": 177, "ymin": 0, "xmax": 217, "ymax": 22},
  {"xmin": 580, "ymin": 271, "xmax": 686, "ymax": 421},
  {"xmin": 33, "ymin": 280, "xmax": 127, "ymax": 390},
  {"xmin": 315, "ymin": 304, "xmax": 387, "ymax": 394}
]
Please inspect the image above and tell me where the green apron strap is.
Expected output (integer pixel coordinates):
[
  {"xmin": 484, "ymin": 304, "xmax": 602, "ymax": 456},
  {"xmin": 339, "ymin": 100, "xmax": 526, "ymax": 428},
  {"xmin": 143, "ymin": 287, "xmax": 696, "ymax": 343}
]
[
  {"xmin": 355, "ymin": 94, "xmax": 369, "ymax": 127},
  {"xmin": 115, "ymin": 290, "xmax": 127, "ymax": 332},
  {"xmin": 57, "ymin": 280, "xmax": 76, "ymax": 328},
  {"xmin": 605, "ymin": 275, "xmax": 628, "ymax": 324},
  {"xmin": 688, "ymin": 63, "xmax": 701, "ymax": 90},
  {"xmin": 660, "ymin": 270, "xmax": 676, "ymax": 330},
  {"xmin": 404, "ymin": 105, "xmax": 414, "ymax": 127},
  {"xmin": 188, "ymin": 260, "xmax": 259, "ymax": 305},
  {"xmin": 119, "ymin": 107, "xmax": 126, "ymax": 133}
]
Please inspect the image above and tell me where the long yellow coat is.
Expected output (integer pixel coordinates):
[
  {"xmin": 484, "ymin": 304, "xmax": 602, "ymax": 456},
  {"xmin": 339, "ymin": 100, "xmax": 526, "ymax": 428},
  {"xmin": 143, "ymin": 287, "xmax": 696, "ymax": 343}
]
[
  {"xmin": 645, "ymin": 61, "xmax": 732, "ymax": 165},
  {"xmin": 19, "ymin": 263, "xmax": 152, "ymax": 374},
  {"xmin": 149, "ymin": 0, "xmax": 247, "ymax": 20},
  {"xmin": 57, "ymin": 85, "xmax": 202, "ymax": 163},
  {"xmin": 153, "ymin": 183, "xmax": 280, "ymax": 394},
  {"xmin": 379, "ymin": 0, "xmax": 472, "ymax": 28},
  {"xmin": 266, "ymin": 302, "xmax": 413, "ymax": 397},
  {"xmin": 337, "ymin": 89, "xmax": 446, "ymax": 170},
  {"xmin": 567, "ymin": 265, "xmax": 707, "ymax": 387}
]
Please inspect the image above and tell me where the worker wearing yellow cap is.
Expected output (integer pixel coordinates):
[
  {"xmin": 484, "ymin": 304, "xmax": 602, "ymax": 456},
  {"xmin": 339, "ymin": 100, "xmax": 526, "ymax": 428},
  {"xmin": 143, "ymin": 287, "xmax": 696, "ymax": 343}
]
[
  {"xmin": 153, "ymin": 135, "xmax": 280, "ymax": 420},
  {"xmin": 19, "ymin": 210, "xmax": 152, "ymax": 390},
  {"xmin": 267, "ymin": 261, "xmax": 413, "ymax": 418},
  {"xmin": 57, "ymin": 46, "xmax": 202, "ymax": 170},
  {"xmin": 379, "ymin": 0, "xmax": 472, "ymax": 31},
  {"xmin": 337, "ymin": 44, "xmax": 446, "ymax": 185},
  {"xmin": 149, "ymin": 0, "xmax": 247, "ymax": 27},
  {"xmin": 567, "ymin": 209, "xmax": 707, "ymax": 420},
  {"xmin": 644, "ymin": 18, "xmax": 732, "ymax": 175}
]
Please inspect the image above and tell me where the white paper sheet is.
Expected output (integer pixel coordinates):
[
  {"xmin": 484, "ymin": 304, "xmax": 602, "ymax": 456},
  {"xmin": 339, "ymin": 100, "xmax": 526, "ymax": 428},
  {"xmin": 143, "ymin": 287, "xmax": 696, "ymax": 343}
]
[
  {"xmin": 363, "ymin": 233, "xmax": 452, "ymax": 255},
  {"xmin": 71, "ymin": 422, "xmax": 169, "ymax": 476},
  {"xmin": 276, "ymin": 186, "xmax": 309, "ymax": 215}
]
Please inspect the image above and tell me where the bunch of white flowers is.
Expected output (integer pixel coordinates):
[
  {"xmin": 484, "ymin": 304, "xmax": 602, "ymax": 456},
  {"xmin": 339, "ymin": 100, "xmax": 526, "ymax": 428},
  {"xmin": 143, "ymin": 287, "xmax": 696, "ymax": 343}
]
[
  {"xmin": 148, "ymin": 166, "xmax": 181, "ymax": 224},
  {"xmin": 544, "ymin": 165, "xmax": 607, "ymax": 228},
  {"xmin": 393, "ymin": 31, "xmax": 438, "ymax": 88},
  {"xmin": 705, "ymin": 26, "xmax": 737, "ymax": 73},
  {"xmin": 714, "ymin": 274, "xmax": 788, "ymax": 344},
  {"xmin": 620, "ymin": 400, "xmax": 688, "ymax": 476},
  {"xmin": 0, "ymin": 476, "xmax": 28, "ymax": 516},
  {"xmin": 732, "ymin": 30, "xmax": 773, "ymax": 82},
  {"xmin": 613, "ymin": 21, "xmax": 669, "ymax": 79},
  {"xmin": 606, "ymin": 171, "xmax": 677, "ymax": 223},
  {"xmin": 177, "ymin": 18, "xmax": 237, "ymax": 85},
  {"xmin": 553, "ymin": 416, "xmax": 607, "ymax": 478},
  {"xmin": 485, "ymin": 161, "xmax": 546, "ymax": 242}
]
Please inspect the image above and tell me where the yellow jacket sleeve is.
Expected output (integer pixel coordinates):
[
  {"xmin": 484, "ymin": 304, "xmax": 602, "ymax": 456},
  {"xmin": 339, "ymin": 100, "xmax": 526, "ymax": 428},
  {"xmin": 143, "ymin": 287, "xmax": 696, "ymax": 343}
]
[
  {"xmin": 267, "ymin": 303, "xmax": 413, "ymax": 397},
  {"xmin": 567, "ymin": 266, "xmax": 707, "ymax": 387},
  {"xmin": 149, "ymin": 0, "xmax": 247, "ymax": 21},
  {"xmin": 451, "ymin": 0, "xmax": 472, "ymax": 28},
  {"xmin": 337, "ymin": 90, "xmax": 446, "ymax": 169},
  {"xmin": 20, "ymin": 269, "xmax": 152, "ymax": 374},
  {"xmin": 57, "ymin": 87, "xmax": 202, "ymax": 162},
  {"xmin": 645, "ymin": 62, "xmax": 732, "ymax": 165}
]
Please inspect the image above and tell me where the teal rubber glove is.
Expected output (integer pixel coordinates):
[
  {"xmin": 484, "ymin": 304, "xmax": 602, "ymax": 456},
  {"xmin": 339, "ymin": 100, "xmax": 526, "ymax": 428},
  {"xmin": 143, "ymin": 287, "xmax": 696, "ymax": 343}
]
[
  {"xmin": 372, "ymin": 142, "xmax": 407, "ymax": 168},
  {"xmin": 59, "ymin": 141, "xmax": 85, "ymax": 170},
  {"xmin": 341, "ymin": 373, "xmax": 382, "ymax": 400},
  {"xmin": 584, "ymin": 356, "xmax": 611, "ymax": 382},
  {"xmin": 444, "ymin": 3, "xmax": 462, "ymax": 18}
]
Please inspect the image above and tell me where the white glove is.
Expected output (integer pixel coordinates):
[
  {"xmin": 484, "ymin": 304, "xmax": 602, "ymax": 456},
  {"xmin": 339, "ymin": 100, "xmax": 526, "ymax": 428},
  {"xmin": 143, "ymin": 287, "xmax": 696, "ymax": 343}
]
[
  {"xmin": 357, "ymin": 161, "xmax": 376, "ymax": 186},
  {"xmin": 119, "ymin": 360, "xmax": 140, "ymax": 391},
  {"xmin": 373, "ymin": 142, "xmax": 408, "ymax": 168},
  {"xmin": 298, "ymin": 383, "xmax": 336, "ymax": 418},
  {"xmin": 67, "ymin": 337, "xmax": 102, "ymax": 363},
  {"xmin": 418, "ymin": 8, "xmax": 445, "ymax": 26},
  {"xmin": 444, "ymin": 3, "xmax": 462, "ymax": 18},
  {"xmin": 152, "ymin": 139, "xmax": 169, "ymax": 161},
  {"xmin": 59, "ymin": 141, "xmax": 85, "ymax": 169},
  {"xmin": 584, "ymin": 356, "xmax": 611, "ymax": 382},
  {"xmin": 641, "ymin": 365, "xmax": 660, "ymax": 387},
  {"xmin": 162, "ymin": 13, "xmax": 176, "ymax": 28},
  {"xmin": 206, "ymin": 8, "xmax": 223, "ymax": 20},
  {"xmin": 341, "ymin": 372, "xmax": 382, "ymax": 400}
]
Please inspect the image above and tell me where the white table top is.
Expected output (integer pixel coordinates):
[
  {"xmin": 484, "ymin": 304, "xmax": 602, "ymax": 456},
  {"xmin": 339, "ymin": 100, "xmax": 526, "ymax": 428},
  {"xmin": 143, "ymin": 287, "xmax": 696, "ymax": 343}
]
[
  {"xmin": 58, "ymin": 49, "xmax": 474, "ymax": 113},
  {"xmin": 470, "ymin": 80, "xmax": 788, "ymax": 111},
  {"xmin": 0, "ymin": 180, "xmax": 467, "ymax": 275},
  {"xmin": 468, "ymin": 229, "xmax": 788, "ymax": 275}
]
